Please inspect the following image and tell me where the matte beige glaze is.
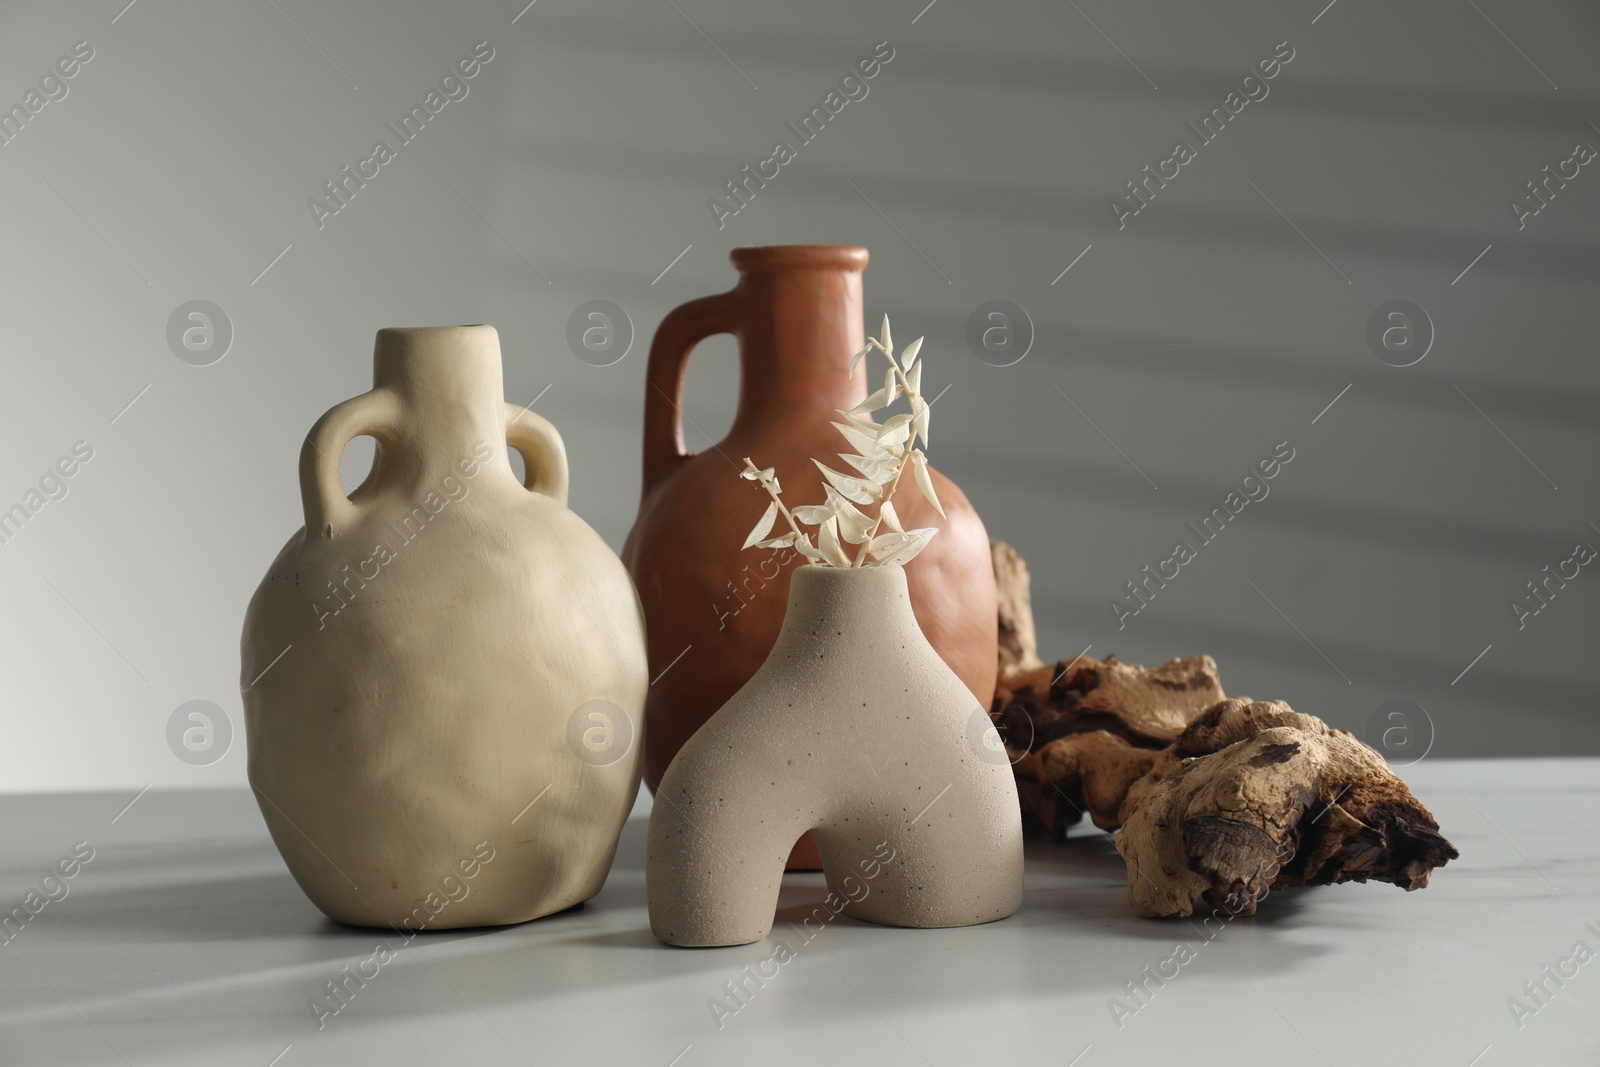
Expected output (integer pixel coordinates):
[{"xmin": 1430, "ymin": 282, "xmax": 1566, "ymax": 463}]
[
  {"xmin": 241, "ymin": 325, "xmax": 648, "ymax": 929},
  {"xmin": 647, "ymin": 565, "xmax": 1022, "ymax": 947},
  {"xmin": 624, "ymin": 245, "xmax": 999, "ymax": 869}
]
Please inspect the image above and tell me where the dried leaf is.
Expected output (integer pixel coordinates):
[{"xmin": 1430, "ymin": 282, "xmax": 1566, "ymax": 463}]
[
  {"xmin": 814, "ymin": 460, "xmax": 880, "ymax": 505},
  {"xmin": 867, "ymin": 527, "xmax": 936, "ymax": 567},
  {"xmin": 883, "ymin": 366, "xmax": 899, "ymax": 406},
  {"xmin": 743, "ymin": 501, "xmax": 779, "ymax": 549},
  {"xmin": 879, "ymin": 499, "xmax": 904, "ymax": 534},
  {"xmin": 793, "ymin": 500, "xmax": 842, "ymax": 526},
  {"xmin": 867, "ymin": 531, "xmax": 911, "ymax": 557},
  {"xmin": 793, "ymin": 537, "xmax": 826, "ymax": 562},
  {"xmin": 848, "ymin": 386, "xmax": 892, "ymax": 416},
  {"xmin": 901, "ymin": 336, "xmax": 923, "ymax": 369},
  {"xmin": 877, "ymin": 415, "xmax": 914, "ymax": 451},
  {"xmin": 832, "ymin": 421, "xmax": 890, "ymax": 459},
  {"xmin": 836, "ymin": 410, "xmax": 880, "ymax": 432},
  {"xmin": 849, "ymin": 345, "xmax": 871, "ymax": 377},
  {"xmin": 881, "ymin": 314, "xmax": 892, "ymax": 356},
  {"xmin": 818, "ymin": 515, "xmax": 852, "ymax": 567},
  {"xmin": 912, "ymin": 402, "xmax": 930, "ymax": 449},
  {"xmin": 911, "ymin": 450, "xmax": 944, "ymax": 517},
  {"xmin": 892, "ymin": 528, "xmax": 939, "ymax": 566},
  {"xmin": 821, "ymin": 488, "xmax": 875, "ymax": 543},
  {"xmin": 755, "ymin": 532, "xmax": 799, "ymax": 549},
  {"xmin": 840, "ymin": 451, "xmax": 898, "ymax": 482},
  {"xmin": 905, "ymin": 359, "xmax": 923, "ymax": 397}
]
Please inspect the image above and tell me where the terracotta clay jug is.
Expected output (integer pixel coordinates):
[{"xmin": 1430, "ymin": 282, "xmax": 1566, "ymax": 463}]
[
  {"xmin": 649, "ymin": 564, "xmax": 1023, "ymax": 947},
  {"xmin": 623, "ymin": 245, "xmax": 998, "ymax": 868},
  {"xmin": 241, "ymin": 325, "xmax": 648, "ymax": 929}
]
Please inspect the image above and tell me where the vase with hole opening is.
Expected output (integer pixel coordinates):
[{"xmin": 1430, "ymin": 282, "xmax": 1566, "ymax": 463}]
[
  {"xmin": 648, "ymin": 563, "xmax": 1023, "ymax": 946},
  {"xmin": 623, "ymin": 245, "xmax": 999, "ymax": 869},
  {"xmin": 241, "ymin": 325, "xmax": 648, "ymax": 929}
]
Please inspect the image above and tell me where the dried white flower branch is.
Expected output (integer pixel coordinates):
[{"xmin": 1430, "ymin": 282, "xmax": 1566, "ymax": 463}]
[{"xmin": 740, "ymin": 315, "xmax": 943, "ymax": 569}]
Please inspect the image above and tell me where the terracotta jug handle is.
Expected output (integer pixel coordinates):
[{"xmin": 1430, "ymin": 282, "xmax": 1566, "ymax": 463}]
[
  {"xmin": 299, "ymin": 388, "xmax": 402, "ymax": 542},
  {"xmin": 503, "ymin": 403, "xmax": 570, "ymax": 506},
  {"xmin": 642, "ymin": 289, "xmax": 740, "ymax": 495}
]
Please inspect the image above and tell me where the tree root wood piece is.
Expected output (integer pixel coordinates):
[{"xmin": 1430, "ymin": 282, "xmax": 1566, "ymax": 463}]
[
  {"xmin": 1117, "ymin": 700, "xmax": 1460, "ymax": 918},
  {"xmin": 983, "ymin": 544, "xmax": 1457, "ymax": 917},
  {"xmin": 993, "ymin": 653, "xmax": 1227, "ymax": 835},
  {"xmin": 992, "ymin": 539, "xmax": 1044, "ymax": 675}
]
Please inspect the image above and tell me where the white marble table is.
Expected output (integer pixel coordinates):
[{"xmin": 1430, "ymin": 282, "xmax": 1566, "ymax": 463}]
[{"xmin": 1, "ymin": 759, "xmax": 1594, "ymax": 1066}]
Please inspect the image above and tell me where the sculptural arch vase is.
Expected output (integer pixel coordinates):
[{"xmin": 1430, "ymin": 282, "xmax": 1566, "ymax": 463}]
[
  {"xmin": 240, "ymin": 325, "xmax": 648, "ymax": 929},
  {"xmin": 623, "ymin": 244, "xmax": 999, "ymax": 868},
  {"xmin": 647, "ymin": 563, "xmax": 1024, "ymax": 947}
]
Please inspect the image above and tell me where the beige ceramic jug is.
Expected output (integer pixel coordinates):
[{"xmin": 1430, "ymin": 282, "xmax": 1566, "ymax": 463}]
[{"xmin": 241, "ymin": 325, "xmax": 648, "ymax": 929}]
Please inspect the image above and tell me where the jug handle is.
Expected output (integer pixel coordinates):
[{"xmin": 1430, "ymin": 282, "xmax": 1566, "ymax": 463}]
[
  {"xmin": 299, "ymin": 388, "xmax": 402, "ymax": 542},
  {"xmin": 504, "ymin": 403, "xmax": 569, "ymax": 506},
  {"xmin": 642, "ymin": 289, "xmax": 739, "ymax": 496}
]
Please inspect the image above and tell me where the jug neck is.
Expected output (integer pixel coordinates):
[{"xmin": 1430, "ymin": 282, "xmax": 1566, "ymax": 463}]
[
  {"xmin": 772, "ymin": 564, "xmax": 921, "ymax": 662},
  {"xmin": 728, "ymin": 248, "xmax": 869, "ymax": 433},
  {"xmin": 371, "ymin": 325, "xmax": 510, "ymax": 477}
]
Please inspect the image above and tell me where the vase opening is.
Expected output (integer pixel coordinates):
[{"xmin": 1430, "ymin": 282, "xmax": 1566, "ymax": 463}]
[{"xmin": 730, "ymin": 245, "xmax": 868, "ymax": 274}]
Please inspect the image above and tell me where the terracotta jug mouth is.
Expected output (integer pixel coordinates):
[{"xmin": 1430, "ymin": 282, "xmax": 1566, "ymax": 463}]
[{"xmin": 730, "ymin": 245, "xmax": 868, "ymax": 273}]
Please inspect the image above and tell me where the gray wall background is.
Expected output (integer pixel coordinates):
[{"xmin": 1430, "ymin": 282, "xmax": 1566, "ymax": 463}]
[{"xmin": 1, "ymin": 0, "xmax": 1596, "ymax": 793}]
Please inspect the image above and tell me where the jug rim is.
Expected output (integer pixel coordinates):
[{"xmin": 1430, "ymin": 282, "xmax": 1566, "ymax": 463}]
[
  {"xmin": 375, "ymin": 324, "xmax": 494, "ymax": 336},
  {"xmin": 731, "ymin": 245, "xmax": 868, "ymax": 273}
]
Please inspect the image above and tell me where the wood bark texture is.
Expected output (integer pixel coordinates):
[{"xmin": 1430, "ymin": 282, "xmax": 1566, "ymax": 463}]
[{"xmin": 987, "ymin": 539, "xmax": 1458, "ymax": 918}]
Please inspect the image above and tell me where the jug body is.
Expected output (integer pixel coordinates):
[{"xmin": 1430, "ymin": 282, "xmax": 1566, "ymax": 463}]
[
  {"xmin": 623, "ymin": 246, "xmax": 999, "ymax": 870},
  {"xmin": 241, "ymin": 325, "xmax": 648, "ymax": 928}
]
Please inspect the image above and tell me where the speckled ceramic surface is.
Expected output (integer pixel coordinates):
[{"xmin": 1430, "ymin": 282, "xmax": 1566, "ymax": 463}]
[{"xmin": 648, "ymin": 564, "xmax": 1022, "ymax": 946}]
